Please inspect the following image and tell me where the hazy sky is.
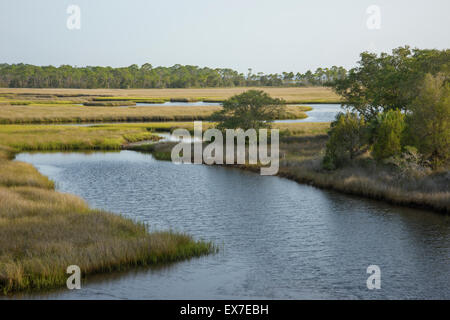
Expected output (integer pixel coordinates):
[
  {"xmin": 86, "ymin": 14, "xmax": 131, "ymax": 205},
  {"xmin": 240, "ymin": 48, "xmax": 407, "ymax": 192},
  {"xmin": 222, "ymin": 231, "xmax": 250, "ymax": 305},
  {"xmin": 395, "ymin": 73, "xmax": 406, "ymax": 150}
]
[{"xmin": 1, "ymin": 0, "xmax": 449, "ymax": 73}]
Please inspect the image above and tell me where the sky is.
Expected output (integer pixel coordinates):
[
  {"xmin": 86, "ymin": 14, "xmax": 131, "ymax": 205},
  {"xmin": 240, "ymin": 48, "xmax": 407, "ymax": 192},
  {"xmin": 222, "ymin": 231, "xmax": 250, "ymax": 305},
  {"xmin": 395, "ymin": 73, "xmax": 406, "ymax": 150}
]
[{"xmin": 0, "ymin": 0, "xmax": 449, "ymax": 73}]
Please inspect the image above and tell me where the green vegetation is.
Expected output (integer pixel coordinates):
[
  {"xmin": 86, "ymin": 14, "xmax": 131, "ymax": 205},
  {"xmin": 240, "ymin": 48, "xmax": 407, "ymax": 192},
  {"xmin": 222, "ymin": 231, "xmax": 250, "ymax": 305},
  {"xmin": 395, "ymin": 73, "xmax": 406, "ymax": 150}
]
[
  {"xmin": 310, "ymin": 47, "xmax": 450, "ymax": 212},
  {"xmin": 328, "ymin": 47, "xmax": 449, "ymax": 170},
  {"xmin": 0, "ymin": 125, "xmax": 161, "ymax": 151},
  {"xmin": 334, "ymin": 46, "xmax": 449, "ymax": 120},
  {"xmin": 0, "ymin": 63, "xmax": 346, "ymax": 89},
  {"xmin": 372, "ymin": 110, "xmax": 406, "ymax": 160},
  {"xmin": 322, "ymin": 113, "xmax": 367, "ymax": 170},
  {"xmin": 212, "ymin": 90, "xmax": 286, "ymax": 130},
  {"xmin": 407, "ymin": 74, "xmax": 449, "ymax": 169}
]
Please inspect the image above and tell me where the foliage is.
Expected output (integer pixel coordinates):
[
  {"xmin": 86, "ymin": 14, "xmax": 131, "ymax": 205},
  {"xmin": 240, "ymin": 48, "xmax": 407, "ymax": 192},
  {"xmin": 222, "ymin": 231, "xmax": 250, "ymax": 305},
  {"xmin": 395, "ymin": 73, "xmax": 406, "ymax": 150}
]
[
  {"xmin": 212, "ymin": 90, "xmax": 285, "ymax": 130},
  {"xmin": 406, "ymin": 73, "xmax": 450, "ymax": 169},
  {"xmin": 0, "ymin": 63, "xmax": 346, "ymax": 89},
  {"xmin": 372, "ymin": 109, "xmax": 406, "ymax": 160},
  {"xmin": 333, "ymin": 47, "xmax": 450, "ymax": 120},
  {"xmin": 323, "ymin": 112, "xmax": 367, "ymax": 169}
]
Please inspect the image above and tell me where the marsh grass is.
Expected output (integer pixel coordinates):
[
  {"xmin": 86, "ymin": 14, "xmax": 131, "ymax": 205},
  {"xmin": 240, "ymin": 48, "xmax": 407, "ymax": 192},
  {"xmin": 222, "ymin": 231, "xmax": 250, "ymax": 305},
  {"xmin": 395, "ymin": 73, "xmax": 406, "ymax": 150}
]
[
  {"xmin": 0, "ymin": 87, "xmax": 341, "ymax": 103},
  {"xmin": 0, "ymin": 125, "xmax": 215, "ymax": 294},
  {"xmin": 0, "ymin": 185, "xmax": 214, "ymax": 294},
  {"xmin": 0, "ymin": 125, "xmax": 162, "ymax": 151},
  {"xmin": 0, "ymin": 104, "xmax": 309, "ymax": 124}
]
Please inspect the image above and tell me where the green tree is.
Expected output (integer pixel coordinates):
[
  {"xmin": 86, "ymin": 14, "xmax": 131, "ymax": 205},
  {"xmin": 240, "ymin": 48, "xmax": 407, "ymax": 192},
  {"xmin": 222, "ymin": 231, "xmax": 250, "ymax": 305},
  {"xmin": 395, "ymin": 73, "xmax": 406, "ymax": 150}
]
[
  {"xmin": 407, "ymin": 73, "xmax": 450, "ymax": 169},
  {"xmin": 333, "ymin": 47, "xmax": 450, "ymax": 120},
  {"xmin": 323, "ymin": 112, "xmax": 367, "ymax": 170},
  {"xmin": 212, "ymin": 90, "xmax": 285, "ymax": 130},
  {"xmin": 372, "ymin": 109, "xmax": 406, "ymax": 160}
]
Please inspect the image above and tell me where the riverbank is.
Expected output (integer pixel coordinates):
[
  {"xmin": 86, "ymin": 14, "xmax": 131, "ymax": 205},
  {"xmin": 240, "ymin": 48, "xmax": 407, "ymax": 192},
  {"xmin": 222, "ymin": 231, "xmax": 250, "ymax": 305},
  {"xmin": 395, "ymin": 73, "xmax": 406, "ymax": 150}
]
[
  {"xmin": 0, "ymin": 129, "xmax": 215, "ymax": 294},
  {"xmin": 128, "ymin": 130, "xmax": 449, "ymax": 214}
]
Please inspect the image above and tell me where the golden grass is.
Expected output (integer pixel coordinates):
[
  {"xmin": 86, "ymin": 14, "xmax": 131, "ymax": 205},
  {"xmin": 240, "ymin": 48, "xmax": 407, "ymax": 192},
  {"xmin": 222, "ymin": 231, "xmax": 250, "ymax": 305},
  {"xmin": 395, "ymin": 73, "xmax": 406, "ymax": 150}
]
[
  {"xmin": 0, "ymin": 125, "xmax": 160, "ymax": 151},
  {"xmin": 0, "ymin": 186, "xmax": 214, "ymax": 294},
  {"xmin": 0, "ymin": 104, "xmax": 310, "ymax": 124},
  {"xmin": 0, "ymin": 87, "xmax": 341, "ymax": 103},
  {"xmin": 0, "ymin": 124, "xmax": 215, "ymax": 294}
]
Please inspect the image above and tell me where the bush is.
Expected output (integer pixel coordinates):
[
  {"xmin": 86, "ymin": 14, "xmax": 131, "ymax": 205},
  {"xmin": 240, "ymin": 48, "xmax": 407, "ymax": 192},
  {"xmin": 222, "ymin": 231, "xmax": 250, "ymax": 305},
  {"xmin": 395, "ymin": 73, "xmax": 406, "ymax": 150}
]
[
  {"xmin": 406, "ymin": 73, "xmax": 450, "ymax": 169},
  {"xmin": 372, "ymin": 109, "xmax": 406, "ymax": 160},
  {"xmin": 385, "ymin": 146, "xmax": 431, "ymax": 179},
  {"xmin": 323, "ymin": 112, "xmax": 367, "ymax": 169}
]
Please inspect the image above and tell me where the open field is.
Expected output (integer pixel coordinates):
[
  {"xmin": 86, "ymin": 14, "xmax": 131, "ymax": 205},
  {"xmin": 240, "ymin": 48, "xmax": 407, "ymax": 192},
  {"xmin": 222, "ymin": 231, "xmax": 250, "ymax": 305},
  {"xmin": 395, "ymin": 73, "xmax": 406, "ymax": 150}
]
[
  {"xmin": 0, "ymin": 104, "xmax": 310, "ymax": 124},
  {"xmin": 0, "ymin": 87, "xmax": 341, "ymax": 104}
]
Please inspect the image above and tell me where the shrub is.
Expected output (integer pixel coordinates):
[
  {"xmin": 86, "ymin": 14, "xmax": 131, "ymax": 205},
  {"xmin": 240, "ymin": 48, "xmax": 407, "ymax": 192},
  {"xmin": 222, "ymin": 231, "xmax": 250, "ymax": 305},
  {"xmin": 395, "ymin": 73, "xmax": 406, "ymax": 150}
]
[
  {"xmin": 406, "ymin": 73, "xmax": 450, "ymax": 169},
  {"xmin": 384, "ymin": 146, "xmax": 431, "ymax": 179},
  {"xmin": 323, "ymin": 112, "xmax": 367, "ymax": 170},
  {"xmin": 372, "ymin": 109, "xmax": 406, "ymax": 160}
]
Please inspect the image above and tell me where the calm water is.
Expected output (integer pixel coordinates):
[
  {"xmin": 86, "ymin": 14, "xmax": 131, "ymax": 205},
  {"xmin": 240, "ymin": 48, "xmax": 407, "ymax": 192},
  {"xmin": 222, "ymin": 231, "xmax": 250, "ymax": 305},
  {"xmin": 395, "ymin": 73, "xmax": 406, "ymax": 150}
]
[
  {"xmin": 275, "ymin": 104, "xmax": 343, "ymax": 123},
  {"xmin": 14, "ymin": 151, "xmax": 450, "ymax": 300}
]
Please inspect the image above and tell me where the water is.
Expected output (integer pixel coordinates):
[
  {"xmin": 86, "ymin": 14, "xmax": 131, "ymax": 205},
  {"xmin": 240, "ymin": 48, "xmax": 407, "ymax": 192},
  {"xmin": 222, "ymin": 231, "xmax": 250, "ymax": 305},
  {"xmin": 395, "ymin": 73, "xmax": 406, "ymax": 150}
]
[
  {"xmin": 275, "ymin": 104, "xmax": 343, "ymax": 123},
  {"xmin": 14, "ymin": 151, "xmax": 450, "ymax": 299}
]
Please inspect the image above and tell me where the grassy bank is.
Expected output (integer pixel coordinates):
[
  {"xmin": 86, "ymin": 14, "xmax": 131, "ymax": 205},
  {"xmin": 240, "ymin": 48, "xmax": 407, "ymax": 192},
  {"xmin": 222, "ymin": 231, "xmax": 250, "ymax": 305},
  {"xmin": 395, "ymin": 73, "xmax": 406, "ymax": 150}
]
[
  {"xmin": 0, "ymin": 130, "xmax": 215, "ymax": 294},
  {"xmin": 0, "ymin": 87, "xmax": 342, "ymax": 104},
  {"xmin": 0, "ymin": 104, "xmax": 310, "ymax": 124},
  {"xmin": 0, "ymin": 124, "xmax": 162, "ymax": 151}
]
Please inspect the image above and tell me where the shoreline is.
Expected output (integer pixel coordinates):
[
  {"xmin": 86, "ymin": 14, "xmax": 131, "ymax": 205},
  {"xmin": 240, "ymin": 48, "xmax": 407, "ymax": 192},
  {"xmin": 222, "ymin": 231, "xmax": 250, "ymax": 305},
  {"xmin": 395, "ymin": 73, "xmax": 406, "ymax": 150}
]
[
  {"xmin": 126, "ymin": 140, "xmax": 449, "ymax": 214},
  {"xmin": 0, "ymin": 145, "xmax": 216, "ymax": 295}
]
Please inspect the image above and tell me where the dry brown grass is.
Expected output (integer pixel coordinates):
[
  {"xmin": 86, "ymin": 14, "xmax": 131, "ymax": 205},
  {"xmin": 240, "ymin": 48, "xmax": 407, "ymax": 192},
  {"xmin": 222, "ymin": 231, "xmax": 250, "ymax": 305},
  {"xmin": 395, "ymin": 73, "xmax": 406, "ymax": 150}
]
[{"xmin": 278, "ymin": 136, "xmax": 449, "ymax": 213}]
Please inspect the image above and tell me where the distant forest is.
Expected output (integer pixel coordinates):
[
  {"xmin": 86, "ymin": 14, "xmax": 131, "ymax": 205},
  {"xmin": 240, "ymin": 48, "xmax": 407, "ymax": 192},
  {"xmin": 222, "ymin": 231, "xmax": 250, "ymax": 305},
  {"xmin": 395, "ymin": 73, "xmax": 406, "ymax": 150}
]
[{"xmin": 0, "ymin": 63, "xmax": 347, "ymax": 89}]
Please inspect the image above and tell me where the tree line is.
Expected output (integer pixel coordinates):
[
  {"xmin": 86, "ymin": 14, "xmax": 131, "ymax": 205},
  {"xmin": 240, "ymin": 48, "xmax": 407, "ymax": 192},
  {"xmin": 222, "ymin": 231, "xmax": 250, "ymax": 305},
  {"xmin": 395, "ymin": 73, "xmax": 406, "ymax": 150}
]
[{"xmin": 0, "ymin": 63, "xmax": 347, "ymax": 89}]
